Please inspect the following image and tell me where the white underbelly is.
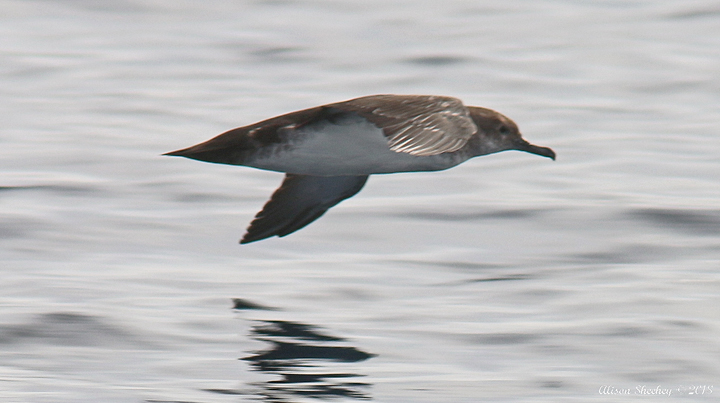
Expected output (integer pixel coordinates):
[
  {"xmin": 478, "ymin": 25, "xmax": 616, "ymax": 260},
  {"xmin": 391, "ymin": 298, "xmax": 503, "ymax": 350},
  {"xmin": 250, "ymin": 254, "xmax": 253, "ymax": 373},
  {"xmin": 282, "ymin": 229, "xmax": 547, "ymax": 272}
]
[{"xmin": 246, "ymin": 116, "xmax": 464, "ymax": 176}]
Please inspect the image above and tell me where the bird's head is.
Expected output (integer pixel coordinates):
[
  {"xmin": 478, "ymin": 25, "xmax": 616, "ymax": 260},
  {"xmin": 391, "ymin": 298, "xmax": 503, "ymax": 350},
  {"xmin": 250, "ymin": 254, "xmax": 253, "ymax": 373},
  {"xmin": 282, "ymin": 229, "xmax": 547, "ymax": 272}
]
[{"xmin": 467, "ymin": 107, "xmax": 555, "ymax": 160}]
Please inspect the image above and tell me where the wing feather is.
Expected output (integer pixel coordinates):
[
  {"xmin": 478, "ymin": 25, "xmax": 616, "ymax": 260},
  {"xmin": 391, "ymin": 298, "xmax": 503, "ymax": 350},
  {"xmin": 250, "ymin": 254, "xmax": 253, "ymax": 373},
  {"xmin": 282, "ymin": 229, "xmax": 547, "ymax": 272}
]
[
  {"xmin": 240, "ymin": 174, "xmax": 369, "ymax": 244},
  {"xmin": 334, "ymin": 95, "xmax": 477, "ymax": 156}
]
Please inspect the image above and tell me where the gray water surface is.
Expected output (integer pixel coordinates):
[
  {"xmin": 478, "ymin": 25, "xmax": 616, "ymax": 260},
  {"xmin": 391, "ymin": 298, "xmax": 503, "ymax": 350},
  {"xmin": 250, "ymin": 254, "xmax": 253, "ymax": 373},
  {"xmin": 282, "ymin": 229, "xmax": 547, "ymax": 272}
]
[{"xmin": 1, "ymin": 1, "xmax": 719, "ymax": 402}]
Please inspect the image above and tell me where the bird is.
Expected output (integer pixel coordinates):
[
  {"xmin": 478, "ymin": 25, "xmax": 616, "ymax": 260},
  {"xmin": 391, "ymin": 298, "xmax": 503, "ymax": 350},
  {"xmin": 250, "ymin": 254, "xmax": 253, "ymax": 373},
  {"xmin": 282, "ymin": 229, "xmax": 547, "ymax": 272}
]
[{"xmin": 165, "ymin": 94, "xmax": 555, "ymax": 244}]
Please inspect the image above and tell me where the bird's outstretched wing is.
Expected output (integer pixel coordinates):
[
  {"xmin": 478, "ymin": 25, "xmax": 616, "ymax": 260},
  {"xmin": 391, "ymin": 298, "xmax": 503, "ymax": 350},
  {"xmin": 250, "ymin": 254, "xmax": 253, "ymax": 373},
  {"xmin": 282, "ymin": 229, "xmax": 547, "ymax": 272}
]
[
  {"xmin": 241, "ymin": 174, "xmax": 369, "ymax": 244},
  {"xmin": 335, "ymin": 95, "xmax": 477, "ymax": 156}
]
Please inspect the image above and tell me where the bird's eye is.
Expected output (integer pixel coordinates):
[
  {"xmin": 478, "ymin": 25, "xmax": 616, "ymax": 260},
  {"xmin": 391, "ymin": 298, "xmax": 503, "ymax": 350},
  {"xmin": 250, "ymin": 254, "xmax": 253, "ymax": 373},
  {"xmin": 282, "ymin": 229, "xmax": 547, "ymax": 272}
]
[{"xmin": 499, "ymin": 125, "xmax": 510, "ymax": 134}]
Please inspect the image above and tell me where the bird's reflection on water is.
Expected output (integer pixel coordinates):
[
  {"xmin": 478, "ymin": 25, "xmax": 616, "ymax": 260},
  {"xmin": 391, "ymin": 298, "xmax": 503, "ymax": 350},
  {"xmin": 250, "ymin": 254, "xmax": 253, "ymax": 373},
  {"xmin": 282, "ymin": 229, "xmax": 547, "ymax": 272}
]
[{"xmin": 226, "ymin": 300, "xmax": 375, "ymax": 401}]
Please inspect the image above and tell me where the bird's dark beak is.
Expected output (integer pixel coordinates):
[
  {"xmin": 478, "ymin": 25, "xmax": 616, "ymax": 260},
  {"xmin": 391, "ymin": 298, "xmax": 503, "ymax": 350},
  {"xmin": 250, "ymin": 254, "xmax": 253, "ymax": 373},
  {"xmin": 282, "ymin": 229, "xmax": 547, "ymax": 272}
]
[{"xmin": 515, "ymin": 139, "xmax": 556, "ymax": 160}]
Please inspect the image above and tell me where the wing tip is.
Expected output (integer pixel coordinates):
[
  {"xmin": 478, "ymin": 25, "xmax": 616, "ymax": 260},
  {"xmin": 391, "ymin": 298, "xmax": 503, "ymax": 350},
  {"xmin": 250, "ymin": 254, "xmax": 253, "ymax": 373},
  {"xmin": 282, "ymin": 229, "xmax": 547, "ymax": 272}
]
[
  {"xmin": 239, "ymin": 224, "xmax": 277, "ymax": 244},
  {"xmin": 239, "ymin": 233, "xmax": 273, "ymax": 244},
  {"xmin": 162, "ymin": 148, "xmax": 189, "ymax": 157}
]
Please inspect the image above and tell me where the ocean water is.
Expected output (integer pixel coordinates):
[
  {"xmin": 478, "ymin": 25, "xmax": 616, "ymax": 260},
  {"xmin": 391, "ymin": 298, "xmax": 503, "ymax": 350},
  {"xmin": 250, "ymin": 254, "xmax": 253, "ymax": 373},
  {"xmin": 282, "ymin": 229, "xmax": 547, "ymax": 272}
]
[{"xmin": 1, "ymin": 0, "xmax": 719, "ymax": 402}]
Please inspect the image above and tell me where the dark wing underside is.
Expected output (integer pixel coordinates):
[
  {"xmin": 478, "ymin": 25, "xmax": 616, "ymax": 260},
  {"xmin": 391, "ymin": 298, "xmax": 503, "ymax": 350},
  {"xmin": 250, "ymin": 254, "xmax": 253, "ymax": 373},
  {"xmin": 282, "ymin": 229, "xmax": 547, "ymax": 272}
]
[
  {"xmin": 241, "ymin": 174, "xmax": 369, "ymax": 244},
  {"xmin": 335, "ymin": 95, "xmax": 477, "ymax": 157}
]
